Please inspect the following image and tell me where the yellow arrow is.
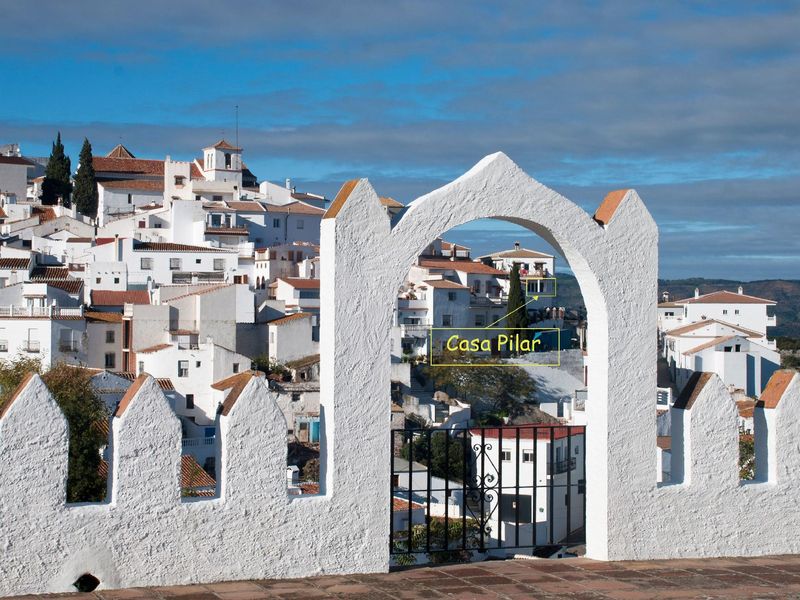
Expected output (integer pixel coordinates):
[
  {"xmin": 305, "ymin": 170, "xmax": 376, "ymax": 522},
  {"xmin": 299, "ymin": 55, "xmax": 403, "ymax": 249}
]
[{"xmin": 532, "ymin": 295, "xmax": 539, "ymax": 301}]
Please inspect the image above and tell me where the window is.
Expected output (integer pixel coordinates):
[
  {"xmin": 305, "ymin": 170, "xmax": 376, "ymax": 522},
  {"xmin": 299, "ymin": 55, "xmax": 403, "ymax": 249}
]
[
  {"xmin": 297, "ymin": 219, "xmax": 304, "ymax": 229},
  {"xmin": 213, "ymin": 195, "xmax": 223, "ymax": 202},
  {"xmin": 138, "ymin": 361, "xmax": 144, "ymax": 373},
  {"xmin": 522, "ymin": 449, "xmax": 534, "ymax": 463},
  {"xmin": 442, "ymin": 314, "xmax": 453, "ymax": 327},
  {"xmin": 288, "ymin": 251, "xmax": 295, "ymax": 262},
  {"xmin": 475, "ymin": 315, "xmax": 486, "ymax": 327},
  {"xmin": 213, "ymin": 258, "xmax": 225, "ymax": 271},
  {"xmin": 723, "ymin": 309, "xmax": 728, "ymax": 315},
  {"xmin": 447, "ymin": 291, "xmax": 456, "ymax": 302},
  {"xmin": 724, "ymin": 346, "xmax": 732, "ymax": 353},
  {"xmin": 224, "ymin": 153, "xmax": 232, "ymax": 169},
  {"xmin": 291, "ymin": 392, "xmax": 301, "ymax": 403},
  {"xmin": 105, "ymin": 330, "xmax": 115, "ymax": 343},
  {"xmin": 127, "ymin": 193, "xmax": 132, "ymax": 204},
  {"xmin": 472, "ymin": 280, "xmax": 481, "ymax": 294},
  {"xmin": 169, "ymin": 258, "xmax": 181, "ymax": 270},
  {"xmin": 574, "ymin": 446, "xmax": 580, "ymax": 455},
  {"xmin": 665, "ymin": 311, "xmax": 674, "ymax": 317},
  {"xmin": 273, "ymin": 218, "xmax": 281, "ymax": 228},
  {"xmin": 104, "ymin": 353, "xmax": 116, "ymax": 369},
  {"xmin": 195, "ymin": 195, "xmax": 201, "ymax": 201},
  {"xmin": 735, "ymin": 344, "xmax": 741, "ymax": 352},
  {"xmin": 232, "ymin": 362, "xmax": 239, "ymax": 373},
  {"xmin": 735, "ymin": 309, "xmax": 740, "ymax": 315},
  {"xmin": 178, "ymin": 360, "xmax": 189, "ymax": 377},
  {"xmin": 141, "ymin": 258, "xmax": 153, "ymax": 270},
  {"xmin": 186, "ymin": 394, "xmax": 194, "ymax": 409},
  {"xmin": 195, "ymin": 361, "xmax": 201, "ymax": 368},
  {"xmin": 195, "ymin": 258, "xmax": 201, "ymax": 264},
  {"xmin": 269, "ymin": 250, "xmax": 277, "ymax": 260},
  {"xmin": 501, "ymin": 449, "xmax": 512, "ymax": 462},
  {"xmin": 113, "ymin": 277, "xmax": 119, "ymax": 284},
  {"xmin": 270, "ymin": 331, "xmax": 275, "ymax": 344},
  {"xmin": 174, "ymin": 175, "xmax": 185, "ymax": 186}
]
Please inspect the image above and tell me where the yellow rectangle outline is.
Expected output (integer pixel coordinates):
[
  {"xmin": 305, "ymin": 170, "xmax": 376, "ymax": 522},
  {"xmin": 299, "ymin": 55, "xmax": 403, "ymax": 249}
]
[
  {"xmin": 522, "ymin": 276, "xmax": 557, "ymax": 298},
  {"xmin": 428, "ymin": 327, "xmax": 561, "ymax": 367}
]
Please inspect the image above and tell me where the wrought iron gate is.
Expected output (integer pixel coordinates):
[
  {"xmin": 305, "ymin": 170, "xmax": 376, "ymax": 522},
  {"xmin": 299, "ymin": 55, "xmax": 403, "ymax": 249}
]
[{"xmin": 390, "ymin": 424, "xmax": 586, "ymax": 564}]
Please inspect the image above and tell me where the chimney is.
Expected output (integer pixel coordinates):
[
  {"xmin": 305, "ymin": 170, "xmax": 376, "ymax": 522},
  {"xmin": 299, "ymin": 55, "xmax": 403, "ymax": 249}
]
[
  {"xmin": 115, "ymin": 234, "xmax": 122, "ymax": 262},
  {"xmin": 661, "ymin": 291, "xmax": 670, "ymax": 302},
  {"xmin": 514, "ymin": 241, "xmax": 521, "ymax": 250},
  {"xmin": 694, "ymin": 287, "xmax": 700, "ymax": 298},
  {"xmin": 738, "ymin": 286, "xmax": 743, "ymax": 295},
  {"xmin": 285, "ymin": 178, "xmax": 292, "ymax": 190}
]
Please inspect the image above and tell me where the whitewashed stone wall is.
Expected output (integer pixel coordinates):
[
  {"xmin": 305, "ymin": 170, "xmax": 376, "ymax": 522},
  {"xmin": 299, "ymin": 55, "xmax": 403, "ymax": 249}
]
[{"xmin": 0, "ymin": 153, "xmax": 798, "ymax": 596}]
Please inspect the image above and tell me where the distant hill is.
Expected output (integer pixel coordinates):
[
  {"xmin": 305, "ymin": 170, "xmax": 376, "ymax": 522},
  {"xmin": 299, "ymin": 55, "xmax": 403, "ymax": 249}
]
[{"xmin": 554, "ymin": 275, "xmax": 800, "ymax": 338}]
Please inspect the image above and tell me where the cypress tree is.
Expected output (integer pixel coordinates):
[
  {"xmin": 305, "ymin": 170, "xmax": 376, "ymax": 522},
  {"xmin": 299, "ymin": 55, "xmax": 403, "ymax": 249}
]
[
  {"xmin": 73, "ymin": 138, "xmax": 98, "ymax": 217},
  {"xmin": 505, "ymin": 263, "xmax": 531, "ymax": 348},
  {"xmin": 41, "ymin": 132, "xmax": 73, "ymax": 206}
]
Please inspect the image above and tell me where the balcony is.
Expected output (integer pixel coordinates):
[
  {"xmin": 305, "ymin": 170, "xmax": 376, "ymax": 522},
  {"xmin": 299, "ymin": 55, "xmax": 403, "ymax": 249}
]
[
  {"xmin": 58, "ymin": 340, "xmax": 80, "ymax": 352},
  {"xmin": 399, "ymin": 323, "xmax": 431, "ymax": 338},
  {"xmin": 23, "ymin": 340, "xmax": 40, "ymax": 353},
  {"xmin": 397, "ymin": 298, "xmax": 427, "ymax": 310},
  {"xmin": 767, "ymin": 315, "xmax": 777, "ymax": 326},
  {"xmin": 0, "ymin": 305, "xmax": 83, "ymax": 318},
  {"xmin": 469, "ymin": 294, "xmax": 506, "ymax": 307}
]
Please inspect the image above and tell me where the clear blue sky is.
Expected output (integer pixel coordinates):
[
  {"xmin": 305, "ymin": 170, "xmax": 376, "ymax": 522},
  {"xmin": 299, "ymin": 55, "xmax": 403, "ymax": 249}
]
[{"xmin": 1, "ymin": 1, "xmax": 798, "ymax": 280}]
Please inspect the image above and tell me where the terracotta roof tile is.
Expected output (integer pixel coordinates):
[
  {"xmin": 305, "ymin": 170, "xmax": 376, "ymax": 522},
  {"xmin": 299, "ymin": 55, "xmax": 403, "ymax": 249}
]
[
  {"xmin": 98, "ymin": 179, "xmax": 164, "ymax": 192},
  {"xmin": 136, "ymin": 344, "xmax": 172, "ymax": 354},
  {"xmin": 682, "ymin": 335, "xmax": 738, "ymax": 356},
  {"xmin": 278, "ymin": 277, "xmax": 320, "ymax": 289},
  {"xmin": 0, "ymin": 258, "xmax": 29, "ymax": 269},
  {"xmin": 32, "ymin": 206, "xmax": 56, "ymax": 223},
  {"xmin": 421, "ymin": 279, "xmax": 470, "ymax": 290},
  {"xmin": 379, "ymin": 196, "xmax": 403, "ymax": 208},
  {"xmin": 324, "ymin": 180, "xmax": 359, "ymax": 219},
  {"xmin": 673, "ymin": 372, "xmax": 714, "ymax": 411},
  {"xmin": 418, "ymin": 259, "xmax": 506, "ymax": 276},
  {"xmin": 91, "ymin": 290, "xmax": 150, "ymax": 306},
  {"xmin": 760, "ymin": 370, "xmax": 797, "ymax": 409},
  {"xmin": 105, "ymin": 144, "xmax": 135, "ymax": 159},
  {"xmin": 114, "ymin": 373, "xmax": 148, "ymax": 417},
  {"xmin": 0, "ymin": 372, "xmax": 35, "ymax": 420},
  {"xmin": 665, "ymin": 319, "xmax": 763, "ymax": 339},
  {"xmin": 267, "ymin": 201, "xmax": 325, "ymax": 216},
  {"xmin": 268, "ymin": 312, "xmax": 313, "ymax": 326},
  {"xmin": 594, "ymin": 189, "xmax": 630, "ymax": 226},
  {"xmin": 133, "ymin": 241, "xmax": 233, "ymax": 253},
  {"xmin": 218, "ymin": 372, "xmax": 259, "ymax": 416},
  {"xmin": 85, "ymin": 311, "xmax": 123, "ymax": 323},
  {"xmin": 181, "ymin": 455, "xmax": 216, "ymax": 488},
  {"xmin": 680, "ymin": 290, "xmax": 776, "ymax": 305},
  {"xmin": 44, "ymin": 279, "xmax": 83, "ymax": 295},
  {"xmin": 0, "ymin": 156, "xmax": 35, "ymax": 166},
  {"xmin": 30, "ymin": 266, "xmax": 69, "ymax": 280},
  {"xmin": 94, "ymin": 157, "xmax": 164, "ymax": 176},
  {"xmin": 208, "ymin": 139, "xmax": 241, "ymax": 151},
  {"xmin": 225, "ymin": 201, "xmax": 265, "ymax": 212}
]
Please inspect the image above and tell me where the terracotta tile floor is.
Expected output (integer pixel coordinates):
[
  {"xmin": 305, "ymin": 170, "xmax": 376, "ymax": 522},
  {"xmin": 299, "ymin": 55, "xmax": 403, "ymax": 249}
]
[{"xmin": 8, "ymin": 555, "xmax": 800, "ymax": 599}]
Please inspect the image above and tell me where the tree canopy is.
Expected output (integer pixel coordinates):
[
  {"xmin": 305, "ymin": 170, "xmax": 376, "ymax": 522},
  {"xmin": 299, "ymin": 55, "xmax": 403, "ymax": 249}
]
[
  {"xmin": 73, "ymin": 138, "xmax": 98, "ymax": 217},
  {"xmin": 41, "ymin": 132, "xmax": 73, "ymax": 206},
  {"xmin": 0, "ymin": 357, "xmax": 108, "ymax": 502},
  {"xmin": 505, "ymin": 262, "xmax": 531, "ymax": 347}
]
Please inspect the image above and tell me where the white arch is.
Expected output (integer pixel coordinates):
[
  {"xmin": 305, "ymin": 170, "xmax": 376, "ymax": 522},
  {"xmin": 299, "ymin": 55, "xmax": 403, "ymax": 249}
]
[{"xmin": 320, "ymin": 152, "xmax": 658, "ymax": 562}]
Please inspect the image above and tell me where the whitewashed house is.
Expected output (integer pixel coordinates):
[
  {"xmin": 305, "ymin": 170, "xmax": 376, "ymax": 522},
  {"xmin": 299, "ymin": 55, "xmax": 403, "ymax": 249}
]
[{"xmin": 267, "ymin": 312, "xmax": 317, "ymax": 364}]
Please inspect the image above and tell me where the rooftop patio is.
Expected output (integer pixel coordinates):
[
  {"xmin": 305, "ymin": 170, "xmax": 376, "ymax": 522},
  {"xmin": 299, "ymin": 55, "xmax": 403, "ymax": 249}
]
[{"xmin": 12, "ymin": 555, "xmax": 800, "ymax": 599}]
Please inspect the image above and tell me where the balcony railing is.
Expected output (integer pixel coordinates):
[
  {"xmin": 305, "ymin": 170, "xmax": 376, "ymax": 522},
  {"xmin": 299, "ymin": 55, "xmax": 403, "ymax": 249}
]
[
  {"xmin": 0, "ymin": 306, "xmax": 83, "ymax": 318},
  {"xmin": 23, "ymin": 341, "xmax": 40, "ymax": 353},
  {"xmin": 182, "ymin": 437, "xmax": 216, "ymax": 448},
  {"xmin": 58, "ymin": 341, "xmax": 80, "ymax": 352}
]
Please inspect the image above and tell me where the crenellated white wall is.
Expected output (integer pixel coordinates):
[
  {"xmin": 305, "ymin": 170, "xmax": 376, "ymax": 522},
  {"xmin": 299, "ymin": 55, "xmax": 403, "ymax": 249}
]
[{"xmin": 0, "ymin": 153, "xmax": 798, "ymax": 597}]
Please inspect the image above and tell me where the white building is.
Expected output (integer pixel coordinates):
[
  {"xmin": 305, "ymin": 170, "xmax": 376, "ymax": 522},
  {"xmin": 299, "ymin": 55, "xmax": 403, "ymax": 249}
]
[
  {"xmin": 0, "ymin": 155, "xmax": 34, "ymax": 206},
  {"xmin": 472, "ymin": 426, "xmax": 585, "ymax": 550},
  {"xmin": 663, "ymin": 319, "xmax": 780, "ymax": 397},
  {"xmin": 267, "ymin": 312, "xmax": 317, "ymax": 364}
]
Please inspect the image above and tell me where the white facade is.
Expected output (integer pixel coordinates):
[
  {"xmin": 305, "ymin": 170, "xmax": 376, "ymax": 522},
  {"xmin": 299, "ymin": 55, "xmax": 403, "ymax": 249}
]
[
  {"xmin": 0, "ymin": 157, "xmax": 32, "ymax": 205},
  {"xmin": 267, "ymin": 313, "xmax": 316, "ymax": 364}
]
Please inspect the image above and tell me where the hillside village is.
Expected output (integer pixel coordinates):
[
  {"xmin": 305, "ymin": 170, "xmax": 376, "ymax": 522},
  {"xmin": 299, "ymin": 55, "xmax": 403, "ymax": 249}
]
[{"xmin": 0, "ymin": 136, "xmax": 788, "ymax": 554}]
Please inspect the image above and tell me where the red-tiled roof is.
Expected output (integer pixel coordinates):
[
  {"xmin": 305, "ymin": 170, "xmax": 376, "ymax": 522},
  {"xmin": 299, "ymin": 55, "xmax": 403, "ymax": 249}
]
[
  {"xmin": 594, "ymin": 189, "xmax": 630, "ymax": 226},
  {"xmin": 85, "ymin": 311, "xmax": 123, "ymax": 323},
  {"xmin": 760, "ymin": 370, "xmax": 797, "ymax": 409},
  {"xmin": 91, "ymin": 290, "xmax": 150, "ymax": 306},
  {"xmin": 324, "ymin": 180, "xmax": 358, "ymax": 219},
  {"xmin": 133, "ymin": 241, "xmax": 233, "ymax": 253},
  {"xmin": 208, "ymin": 139, "xmax": 241, "ymax": 151},
  {"xmin": 278, "ymin": 277, "xmax": 320, "ymax": 289},
  {"xmin": 268, "ymin": 312, "xmax": 312, "ymax": 326},
  {"xmin": 204, "ymin": 227, "xmax": 249, "ymax": 236},
  {"xmin": 422, "ymin": 279, "xmax": 469, "ymax": 290},
  {"xmin": 665, "ymin": 319, "xmax": 763, "ymax": 339},
  {"xmin": 226, "ymin": 201, "xmax": 265, "ymax": 212},
  {"xmin": 218, "ymin": 372, "xmax": 260, "ymax": 416},
  {"xmin": 94, "ymin": 157, "xmax": 164, "ymax": 176},
  {"xmin": 44, "ymin": 279, "xmax": 83, "ymax": 295},
  {"xmin": 99, "ymin": 179, "xmax": 164, "ymax": 192},
  {"xmin": 181, "ymin": 455, "xmax": 216, "ymax": 488},
  {"xmin": 682, "ymin": 335, "xmax": 738, "ymax": 356},
  {"xmin": 30, "ymin": 266, "xmax": 69, "ymax": 280},
  {"xmin": 0, "ymin": 156, "xmax": 34, "ymax": 166},
  {"xmin": 211, "ymin": 370, "xmax": 263, "ymax": 391},
  {"xmin": 480, "ymin": 248, "xmax": 553, "ymax": 260},
  {"xmin": 105, "ymin": 144, "xmax": 135, "ymax": 159},
  {"xmin": 114, "ymin": 373, "xmax": 148, "ymax": 417},
  {"xmin": 163, "ymin": 284, "xmax": 231, "ymax": 303},
  {"xmin": 392, "ymin": 497, "xmax": 424, "ymax": 511},
  {"xmin": 136, "ymin": 343, "xmax": 171, "ymax": 354},
  {"xmin": 680, "ymin": 290, "xmax": 776, "ymax": 305},
  {"xmin": 419, "ymin": 259, "xmax": 506, "ymax": 276},
  {"xmin": 267, "ymin": 201, "xmax": 325, "ymax": 216},
  {"xmin": 380, "ymin": 196, "xmax": 403, "ymax": 208},
  {"xmin": 0, "ymin": 258, "xmax": 28, "ymax": 269}
]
